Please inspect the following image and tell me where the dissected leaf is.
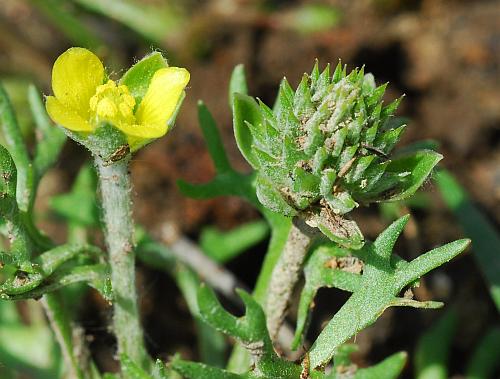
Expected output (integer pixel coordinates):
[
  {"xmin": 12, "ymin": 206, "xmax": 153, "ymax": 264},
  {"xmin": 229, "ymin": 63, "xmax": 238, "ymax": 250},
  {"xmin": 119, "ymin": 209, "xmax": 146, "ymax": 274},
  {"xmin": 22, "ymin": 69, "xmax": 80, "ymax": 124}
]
[
  {"xmin": 197, "ymin": 286, "xmax": 301, "ymax": 378},
  {"xmin": 0, "ymin": 244, "xmax": 105, "ymax": 300},
  {"xmin": 293, "ymin": 245, "xmax": 362, "ymax": 349},
  {"xmin": 308, "ymin": 216, "xmax": 469, "ymax": 369}
]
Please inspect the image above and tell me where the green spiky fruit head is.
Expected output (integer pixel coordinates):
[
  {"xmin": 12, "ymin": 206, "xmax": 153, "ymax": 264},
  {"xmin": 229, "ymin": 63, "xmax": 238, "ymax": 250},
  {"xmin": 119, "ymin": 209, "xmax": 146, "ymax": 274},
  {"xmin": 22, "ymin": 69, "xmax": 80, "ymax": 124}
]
[{"xmin": 233, "ymin": 61, "xmax": 442, "ymax": 248}]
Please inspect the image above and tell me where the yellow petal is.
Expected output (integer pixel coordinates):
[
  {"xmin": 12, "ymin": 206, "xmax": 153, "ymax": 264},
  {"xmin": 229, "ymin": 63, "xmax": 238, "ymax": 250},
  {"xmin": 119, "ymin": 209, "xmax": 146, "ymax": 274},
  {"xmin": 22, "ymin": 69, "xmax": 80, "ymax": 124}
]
[
  {"xmin": 52, "ymin": 47, "xmax": 104, "ymax": 117},
  {"xmin": 135, "ymin": 67, "xmax": 190, "ymax": 133},
  {"xmin": 112, "ymin": 124, "xmax": 165, "ymax": 153},
  {"xmin": 46, "ymin": 96, "xmax": 93, "ymax": 132},
  {"xmin": 114, "ymin": 123, "xmax": 165, "ymax": 138}
]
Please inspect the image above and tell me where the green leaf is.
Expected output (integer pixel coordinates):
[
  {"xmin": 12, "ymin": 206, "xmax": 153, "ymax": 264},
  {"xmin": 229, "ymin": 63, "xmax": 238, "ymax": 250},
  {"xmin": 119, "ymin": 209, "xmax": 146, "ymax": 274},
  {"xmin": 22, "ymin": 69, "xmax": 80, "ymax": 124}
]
[
  {"xmin": 226, "ymin": 210, "xmax": 292, "ymax": 378},
  {"xmin": 0, "ymin": 245, "xmax": 104, "ymax": 298},
  {"xmin": 293, "ymin": 245, "xmax": 362, "ymax": 349},
  {"xmin": 50, "ymin": 164, "xmax": 99, "ymax": 226},
  {"xmin": 0, "ymin": 264, "xmax": 110, "ymax": 301},
  {"xmin": 175, "ymin": 267, "xmax": 226, "ymax": 368},
  {"xmin": 136, "ymin": 236, "xmax": 227, "ymax": 369},
  {"xmin": 373, "ymin": 215, "xmax": 409, "ymax": 263},
  {"xmin": 198, "ymin": 285, "xmax": 265, "ymax": 343},
  {"xmin": 200, "ymin": 220, "xmax": 269, "ymax": 263},
  {"xmin": 120, "ymin": 51, "xmax": 167, "ymax": 104},
  {"xmin": 28, "ymin": 85, "xmax": 66, "ymax": 180},
  {"xmin": 0, "ymin": 244, "xmax": 103, "ymax": 298},
  {"xmin": 0, "ymin": 144, "xmax": 32, "ymax": 261},
  {"xmin": 135, "ymin": 238, "xmax": 176, "ymax": 272},
  {"xmin": 308, "ymin": 216, "xmax": 469, "ymax": 369},
  {"xmin": 178, "ymin": 102, "xmax": 261, "ymax": 208},
  {"xmin": 414, "ymin": 309, "xmax": 458, "ymax": 379},
  {"xmin": 178, "ymin": 170, "xmax": 257, "ymax": 206},
  {"xmin": 354, "ymin": 351, "xmax": 407, "ymax": 379},
  {"xmin": 255, "ymin": 175, "xmax": 297, "ymax": 216},
  {"xmin": 396, "ymin": 239, "xmax": 470, "ymax": 287},
  {"xmin": 43, "ymin": 292, "xmax": 86, "ymax": 379},
  {"xmin": 309, "ymin": 209, "xmax": 364, "ymax": 249},
  {"xmin": 0, "ymin": 83, "xmax": 34, "ymax": 212},
  {"xmin": 198, "ymin": 102, "xmax": 232, "ymax": 173},
  {"xmin": 233, "ymin": 93, "xmax": 262, "ymax": 169},
  {"xmin": 197, "ymin": 286, "xmax": 301, "ymax": 378},
  {"xmin": 171, "ymin": 357, "xmax": 247, "ymax": 379},
  {"xmin": 120, "ymin": 354, "xmax": 152, "ymax": 379},
  {"xmin": 0, "ymin": 144, "xmax": 17, "ymax": 207},
  {"xmin": 326, "ymin": 344, "xmax": 406, "ymax": 379},
  {"xmin": 435, "ymin": 169, "xmax": 500, "ymax": 312},
  {"xmin": 0, "ymin": 300, "xmax": 62, "ymax": 379},
  {"xmin": 383, "ymin": 150, "xmax": 442, "ymax": 201},
  {"xmin": 229, "ymin": 64, "xmax": 248, "ymax": 108}
]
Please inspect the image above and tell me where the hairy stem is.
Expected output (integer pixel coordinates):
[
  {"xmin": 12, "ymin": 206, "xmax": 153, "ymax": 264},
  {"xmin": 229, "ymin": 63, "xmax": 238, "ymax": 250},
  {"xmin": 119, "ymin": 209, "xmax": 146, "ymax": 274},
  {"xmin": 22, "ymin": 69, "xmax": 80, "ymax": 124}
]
[
  {"xmin": 95, "ymin": 156, "xmax": 147, "ymax": 368},
  {"xmin": 265, "ymin": 217, "xmax": 317, "ymax": 342}
]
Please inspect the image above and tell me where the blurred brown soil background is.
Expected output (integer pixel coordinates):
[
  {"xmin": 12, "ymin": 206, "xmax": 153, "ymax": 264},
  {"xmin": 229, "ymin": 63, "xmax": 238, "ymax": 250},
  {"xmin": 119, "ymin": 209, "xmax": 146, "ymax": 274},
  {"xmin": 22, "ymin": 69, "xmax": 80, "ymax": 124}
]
[{"xmin": 0, "ymin": 0, "xmax": 499, "ymax": 377}]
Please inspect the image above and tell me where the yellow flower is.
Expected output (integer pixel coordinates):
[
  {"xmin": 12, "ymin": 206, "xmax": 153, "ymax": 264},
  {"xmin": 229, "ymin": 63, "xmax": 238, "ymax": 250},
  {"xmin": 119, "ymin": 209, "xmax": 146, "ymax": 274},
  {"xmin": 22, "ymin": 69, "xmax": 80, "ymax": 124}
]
[{"xmin": 46, "ymin": 47, "xmax": 190, "ymax": 151}]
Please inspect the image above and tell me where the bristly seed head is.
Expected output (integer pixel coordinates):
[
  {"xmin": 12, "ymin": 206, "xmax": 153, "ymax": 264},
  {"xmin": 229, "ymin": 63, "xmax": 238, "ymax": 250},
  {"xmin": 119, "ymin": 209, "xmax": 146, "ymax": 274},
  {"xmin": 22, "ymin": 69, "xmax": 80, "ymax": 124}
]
[
  {"xmin": 249, "ymin": 61, "xmax": 406, "ymax": 216},
  {"xmin": 235, "ymin": 60, "xmax": 442, "ymax": 248}
]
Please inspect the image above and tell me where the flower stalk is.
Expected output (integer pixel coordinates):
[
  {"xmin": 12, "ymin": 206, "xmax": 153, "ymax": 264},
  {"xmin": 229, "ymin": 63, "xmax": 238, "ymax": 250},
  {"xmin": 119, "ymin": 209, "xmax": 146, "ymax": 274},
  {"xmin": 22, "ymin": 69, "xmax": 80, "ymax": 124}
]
[{"xmin": 95, "ymin": 154, "xmax": 147, "ymax": 368}]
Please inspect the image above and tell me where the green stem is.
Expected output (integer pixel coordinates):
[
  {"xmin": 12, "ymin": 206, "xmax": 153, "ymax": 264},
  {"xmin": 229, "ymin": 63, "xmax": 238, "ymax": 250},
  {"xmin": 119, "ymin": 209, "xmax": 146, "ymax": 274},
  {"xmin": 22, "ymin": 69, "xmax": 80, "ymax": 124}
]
[{"xmin": 95, "ymin": 156, "xmax": 148, "ymax": 369}]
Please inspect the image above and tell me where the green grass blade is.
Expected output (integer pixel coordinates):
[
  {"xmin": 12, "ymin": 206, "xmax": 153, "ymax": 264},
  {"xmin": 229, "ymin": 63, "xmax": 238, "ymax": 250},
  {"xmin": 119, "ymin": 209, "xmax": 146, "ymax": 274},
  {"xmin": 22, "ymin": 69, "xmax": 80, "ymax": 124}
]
[
  {"xmin": 465, "ymin": 327, "xmax": 500, "ymax": 379},
  {"xmin": 414, "ymin": 309, "xmax": 458, "ymax": 379},
  {"xmin": 0, "ymin": 83, "xmax": 34, "ymax": 212},
  {"xmin": 71, "ymin": 0, "xmax": 184, "ymax": 43},
  {"xmin": 200, "ymin": 220, "xmax": 269, "ymax": 263},
  {"xmin": 28, "ymin": 85, "xmax": 66, "ymax": 181},
  {"xmin": 435, "ymin": 169, "xmax": 500, "ymax": 311},
  {"xmin": 197, "ymin": 102, "xmax": 232, "ymax": 173},
  {"xmin": 31, "ymin": 0, "xmax": 103, "ymax": 49}
]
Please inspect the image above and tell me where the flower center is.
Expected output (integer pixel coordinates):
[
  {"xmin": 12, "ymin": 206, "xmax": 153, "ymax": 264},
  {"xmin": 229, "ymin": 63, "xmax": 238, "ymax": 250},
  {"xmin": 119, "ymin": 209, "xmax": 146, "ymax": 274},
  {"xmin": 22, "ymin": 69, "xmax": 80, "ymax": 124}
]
[{"xmin": 89, "ymin": 80, "xmax": 136, "ymax": 127}]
